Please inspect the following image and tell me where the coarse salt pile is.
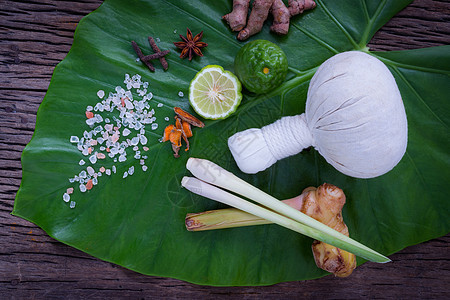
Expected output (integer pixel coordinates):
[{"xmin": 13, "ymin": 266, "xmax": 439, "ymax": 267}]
[{"xmin": 64, "ymin": 74, "xmax": 164, "ymax": 208}]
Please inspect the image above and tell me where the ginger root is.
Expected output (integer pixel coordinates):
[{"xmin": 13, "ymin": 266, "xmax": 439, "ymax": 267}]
[
  {"xmin": 285, "ymin": 184, "xmax": 357, "ymax": 277},
  {"xmin": 223, "ymin": 0, "xmax": 316, "ymax": 40}
]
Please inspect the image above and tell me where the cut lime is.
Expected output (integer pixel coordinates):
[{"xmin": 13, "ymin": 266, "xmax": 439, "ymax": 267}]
[{"xmin": 189, "ymin": 65, "xmax": 242, "ymax": 120}]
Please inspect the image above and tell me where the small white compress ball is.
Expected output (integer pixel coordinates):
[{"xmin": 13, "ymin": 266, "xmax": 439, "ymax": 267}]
[{"xmin": 228, "ymin": 51, "xmax": 408, "ymax": 178}]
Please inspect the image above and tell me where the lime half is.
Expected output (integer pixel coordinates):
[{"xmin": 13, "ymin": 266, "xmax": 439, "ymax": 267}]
[{"xmin": 189, "ymin": 65, "xmax": 242, "ymax": 120}]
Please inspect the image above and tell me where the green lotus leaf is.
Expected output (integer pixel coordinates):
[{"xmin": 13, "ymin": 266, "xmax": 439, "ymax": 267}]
[{"xmin": 13, "ymin": 0, "xmax": 450, "ymax": 286}]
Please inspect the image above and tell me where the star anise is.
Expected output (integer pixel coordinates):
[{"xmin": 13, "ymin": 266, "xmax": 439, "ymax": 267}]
[{"xmin": 173, "ymin": 28, "xmax": 208, "ymax": 61}]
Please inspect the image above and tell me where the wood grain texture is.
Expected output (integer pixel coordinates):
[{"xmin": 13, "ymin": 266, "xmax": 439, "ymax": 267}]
[{"xmin": 1, "ymin": 0, "xmax": 449, "ymax": 298}]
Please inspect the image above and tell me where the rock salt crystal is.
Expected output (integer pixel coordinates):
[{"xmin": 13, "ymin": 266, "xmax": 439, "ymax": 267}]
[
  {"xmin": 86, "ymin": 118, "xmax": 96, "ymax": 126},
  {"xmin": 140, "ymin": 135, "xmax": 148, "ymax": 145},
  {"xmin": 97, "ymin": 90, "xmax": 105, "ymax": 99},
  {"xmin": 87, "ymin": 166, "xmax": 95, "ymax": 176},
  {"xmin": 105, "ymin": 124, "xmax": 113, "ymax": 132},
  {"xmin": 63, "ymin": 193, "xmax": 70, "ymax": 202},
  {"xmin": 82, "ymin": 148, "xmax": 89, "ymax": 156},
  {"xmin": 89, "ymin": 154, "xmax": 97, "ymax": 164},
  {"xmin": 123, "ymin": 128, "xmax": 131, "ymax": 136},
  {"xmin": 65, "ymin": 73, "xmax": 160, "ymax": 207}
]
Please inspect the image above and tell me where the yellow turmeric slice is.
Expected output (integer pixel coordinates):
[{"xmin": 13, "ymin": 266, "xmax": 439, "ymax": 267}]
[
  {"xmin": 162, "ymin": 107, "xmax": 203, "ymax": 157},
  {"xmin": 175, "ymin": 116, "xmax": 190, "ymax": 151},
  {"xmin": 162, "ymin": 124, "xmax": 175, "ymax": 142},
  {"xmin": 169, "ymin": 128, "xmax": 182, "ymax": 147},
  {"xmin": 175, "ymin": 115, "xmax": 182, "ymax": 129},
  {"xmin": 174, "ymin": 107, "xmax": 205, "ymax": 128},
  {"xmin": 182, "ymin": 121, "xmax": 193, "ymax": 138}
]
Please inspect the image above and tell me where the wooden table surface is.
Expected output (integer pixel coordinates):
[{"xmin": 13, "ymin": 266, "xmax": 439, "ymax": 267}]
[{"xmin": 1, "ymin": 0, "xmax": 449, "ymax": 298}]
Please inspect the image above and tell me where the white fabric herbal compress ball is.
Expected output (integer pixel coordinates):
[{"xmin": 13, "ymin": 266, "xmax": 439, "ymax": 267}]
[{"xmin": 228, "ymin": 51, "xmax": 408, "ymax": 178}]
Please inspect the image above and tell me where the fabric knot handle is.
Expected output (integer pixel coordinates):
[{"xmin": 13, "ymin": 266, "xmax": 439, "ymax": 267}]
[{"xmin": 261, "ymin": 113, "xmax": 313, "ymax": 160}]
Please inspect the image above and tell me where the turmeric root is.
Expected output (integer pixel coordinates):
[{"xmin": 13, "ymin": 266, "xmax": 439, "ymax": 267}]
[
  {"xmin": 185, "ymin": 183, "xmax": 357, "ymax": 277},
  {"xmin": 238, "ymin": 0, "xmax": 275, "ymax": 41},
  {"xmin": 288, "ymin": 0, "xmax": 316, "ymax": 16},
  {"xmin": 222, "ymin": 0, "xmax": 251, "ymax": 31},
  {"xmin": 223, "ymin": 0, "xmax": 316, "ymax": 40},
  {"xmin": 270, "ymin": 0, "xmax": 291, "ymax": 35}
]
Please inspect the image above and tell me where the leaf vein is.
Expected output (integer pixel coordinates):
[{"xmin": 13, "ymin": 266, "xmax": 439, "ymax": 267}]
[
  {"xmin": 391, "ymin": 66, "xmax": 448, "ymax": 129},
  {"xmin": 290, "ymin": 23, "xmax": 339, "ymax": 55},
  {"xmin": 359, "ymin": 0, "xmax": 387, "ymax": 46},
  {"xmin": 164, "ymin": 0, "xmax": 241, "ymax": 49},
  {"xmin": 315, "ymin": 0, "xmax": 359, "ymax": 48}
]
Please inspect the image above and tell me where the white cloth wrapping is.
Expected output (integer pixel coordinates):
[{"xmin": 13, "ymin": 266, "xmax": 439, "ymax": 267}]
[{"xmin": 228, "ymin": 51, "xmax": 408, "ymax": 178}]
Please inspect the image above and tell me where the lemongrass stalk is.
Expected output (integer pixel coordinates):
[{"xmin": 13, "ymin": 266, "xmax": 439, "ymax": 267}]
[
  {"xmin": 185, "ymin": 158, "xmax": 390, "ymax": 263},
  {"xmin": 186, "ymin": 208, "xmax": 270, "ymax": 231},
  {"xmin": 182, "ymin": 176, "xmax": 352, "ymax": 246},
  {"xmin": 186, "ymin": 198, "xmax": 303, "ymax": 231}
]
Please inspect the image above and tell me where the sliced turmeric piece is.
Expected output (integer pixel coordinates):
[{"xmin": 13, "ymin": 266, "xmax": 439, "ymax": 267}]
[
  {"xmin": 175, "ymin": 115, "xmax": 182, "ymax": 129},
  {"xmin": 169, "ymin": 128, "xmax": 182, "ymax": 148},
  {"xmin": 172, "ymin": 143, "xmax": 181, "ymax": 158},
  {"xmin": 162, "ymin": 107, "xmax": 203, "ymax": 157},
  {"xmin": 162, "ymin": 124, "xmax": 175, "ymax": 142},
  {"xmin": 168, "ymin": 128, "xmax": 183, "ymax": 158},
  {"xmin": 174, "ymin": 107, "xmax": 205, "ymax": 128},
  {"xmin": 182, "ymin": 121, "xmax": 193, "ymax": 138},
  {"xmin": 175, "ymin": 116, "xmax": 190, "ymax": 151}
]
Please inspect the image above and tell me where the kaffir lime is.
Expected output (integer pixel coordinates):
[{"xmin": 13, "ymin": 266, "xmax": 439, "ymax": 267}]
[
  {"xmin": 189, "ymin": 65, "xmax": 242, "ymax": 120},
  {"xmin": 234, "ymin": 40, "xmax": 288, "ymax": 94}
]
